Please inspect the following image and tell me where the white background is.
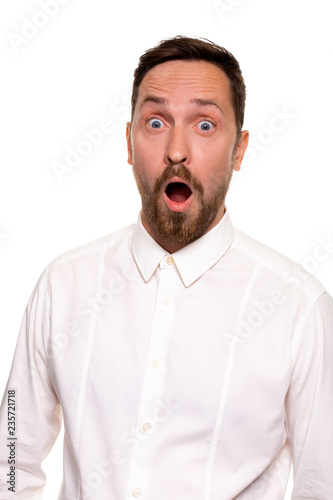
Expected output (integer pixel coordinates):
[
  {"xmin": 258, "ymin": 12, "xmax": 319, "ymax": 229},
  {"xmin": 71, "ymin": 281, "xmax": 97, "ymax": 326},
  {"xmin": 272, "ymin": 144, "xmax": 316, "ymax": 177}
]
[{"xmin": 0, "ymin": 0, "xmax": 332, "ymax": 498}]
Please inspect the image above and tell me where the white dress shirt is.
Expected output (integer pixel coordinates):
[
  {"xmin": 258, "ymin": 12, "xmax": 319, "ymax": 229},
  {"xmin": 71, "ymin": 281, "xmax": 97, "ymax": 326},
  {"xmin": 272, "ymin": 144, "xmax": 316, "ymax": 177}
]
[{"xmin": 0, "ymin": 209, "xmax": 332, "ymax": 500}]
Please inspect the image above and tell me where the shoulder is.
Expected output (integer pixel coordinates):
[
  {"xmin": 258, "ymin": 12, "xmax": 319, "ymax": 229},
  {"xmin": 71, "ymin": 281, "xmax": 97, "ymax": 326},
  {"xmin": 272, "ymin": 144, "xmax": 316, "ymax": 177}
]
[
  {"xmin": 45, "ymin": 223, "xmax": 135, "ymax": 275},
  {"xmin": 232, "ymin": 228, "xmax": 326, "ymax": 300}
]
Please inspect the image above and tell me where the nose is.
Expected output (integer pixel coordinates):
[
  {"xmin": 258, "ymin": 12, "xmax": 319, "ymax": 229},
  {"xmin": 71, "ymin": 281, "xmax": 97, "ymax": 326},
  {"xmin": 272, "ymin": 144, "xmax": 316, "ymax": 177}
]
[{"xmin": 164, "ymin": 125, "xmax": 190, "ymax": 165}]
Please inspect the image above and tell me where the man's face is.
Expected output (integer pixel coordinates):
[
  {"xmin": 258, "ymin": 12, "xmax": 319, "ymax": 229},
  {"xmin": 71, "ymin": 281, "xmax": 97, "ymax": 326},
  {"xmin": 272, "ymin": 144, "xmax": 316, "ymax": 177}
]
[{"xmin": 126, "ymin": 59, "xmax": 248, "ymax": 252}]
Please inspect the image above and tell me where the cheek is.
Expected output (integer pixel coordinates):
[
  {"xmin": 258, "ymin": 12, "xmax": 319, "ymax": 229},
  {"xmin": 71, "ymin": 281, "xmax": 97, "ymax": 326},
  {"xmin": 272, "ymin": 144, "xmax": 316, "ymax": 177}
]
[
  {"xmin": 132, "ymin": 131, "xmax": 162, "ymax": 162},
  {"xmin": 195, "ymin": 150, "xmax": 232, "ymax": 187},
  {"xmin": 194, "ymin": 135, "xmax": 233, "ymax": 163},
  {"xmin": 132, "ymin": 141, "xmax": 162, "ymax": 187}
]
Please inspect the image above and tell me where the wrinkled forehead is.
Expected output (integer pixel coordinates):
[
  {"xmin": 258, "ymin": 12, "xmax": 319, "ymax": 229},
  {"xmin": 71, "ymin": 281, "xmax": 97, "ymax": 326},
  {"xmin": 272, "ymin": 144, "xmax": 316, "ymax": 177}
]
[{"xmin": 136, "ymin": 59, "xmax": 233, "ymax": 114}]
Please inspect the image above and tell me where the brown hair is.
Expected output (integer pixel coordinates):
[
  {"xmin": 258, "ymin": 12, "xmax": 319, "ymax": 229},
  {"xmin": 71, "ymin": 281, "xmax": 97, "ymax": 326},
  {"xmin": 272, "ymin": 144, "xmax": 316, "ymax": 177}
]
[{"xmin": 131, "ymin": 35, "xmax": 246, "ymax": 137}]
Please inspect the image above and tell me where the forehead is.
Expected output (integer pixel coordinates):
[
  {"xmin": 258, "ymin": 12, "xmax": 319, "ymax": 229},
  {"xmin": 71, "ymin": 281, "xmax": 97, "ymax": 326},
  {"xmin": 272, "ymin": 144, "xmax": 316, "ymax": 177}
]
[{"xmin": 137, "ymin": 59, "xmax": 233, "ymax": 112}]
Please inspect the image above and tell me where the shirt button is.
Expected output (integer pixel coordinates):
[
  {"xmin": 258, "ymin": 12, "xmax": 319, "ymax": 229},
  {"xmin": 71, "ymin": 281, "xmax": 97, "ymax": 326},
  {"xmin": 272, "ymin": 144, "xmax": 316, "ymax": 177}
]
[
  {"xmin": 152, "ymin": 358, "xmax": 160, "ymax": 367},
  {"xmin": 142, "ymin": 422, "xmax": 152, "ymax": 432},
  {"xmin": 132, "ymin": 488, "xmax": 141, "ymax": 498},
  {"xmin": 162, "ymin": 297, "xmax": 170, "ymax": 305},
  {"xmin": 166, "ymin": 256, "xmax": 174, "ymax": 265}
]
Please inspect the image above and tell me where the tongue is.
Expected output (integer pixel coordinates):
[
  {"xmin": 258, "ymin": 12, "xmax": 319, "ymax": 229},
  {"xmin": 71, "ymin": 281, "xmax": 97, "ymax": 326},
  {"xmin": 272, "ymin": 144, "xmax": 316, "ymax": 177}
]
[{"xmin": 166, "ymin": 182, "xmax": 192, "ymax": 203}]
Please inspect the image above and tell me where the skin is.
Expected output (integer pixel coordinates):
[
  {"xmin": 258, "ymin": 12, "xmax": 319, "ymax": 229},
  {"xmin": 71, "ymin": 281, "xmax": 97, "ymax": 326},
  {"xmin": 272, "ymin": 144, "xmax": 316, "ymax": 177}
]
[{"xmin": 126, "ymin": 59, "xmax": 249, "ymax": 253}]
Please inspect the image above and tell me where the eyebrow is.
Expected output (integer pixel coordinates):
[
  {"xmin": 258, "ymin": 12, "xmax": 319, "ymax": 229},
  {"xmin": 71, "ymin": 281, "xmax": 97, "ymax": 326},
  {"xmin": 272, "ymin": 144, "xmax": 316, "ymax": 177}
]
[
  {"xmin": 139, "ymin": 95, "xmax": 224, "ymax": 116},
  {"xmin": 139, "ymin": 95, "xmax": 168, "ymax": 110},
  {"xmin": 190, "ymin": 98, "xmax": 224, "ymax": 115}
]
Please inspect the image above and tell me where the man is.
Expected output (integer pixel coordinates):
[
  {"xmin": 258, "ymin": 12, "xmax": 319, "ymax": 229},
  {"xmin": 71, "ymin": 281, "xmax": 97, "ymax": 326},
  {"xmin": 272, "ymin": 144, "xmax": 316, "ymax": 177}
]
[{"xmin": 0, "ymin": 35, "xmax": 332, "ymax": 499}]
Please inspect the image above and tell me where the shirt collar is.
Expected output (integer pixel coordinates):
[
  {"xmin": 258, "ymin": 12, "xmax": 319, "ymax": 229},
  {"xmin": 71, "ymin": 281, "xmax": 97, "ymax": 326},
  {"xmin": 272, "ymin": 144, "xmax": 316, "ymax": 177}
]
[{"xmin": 131, "ymin": 208, "xmax": 235, "ymax": 287}]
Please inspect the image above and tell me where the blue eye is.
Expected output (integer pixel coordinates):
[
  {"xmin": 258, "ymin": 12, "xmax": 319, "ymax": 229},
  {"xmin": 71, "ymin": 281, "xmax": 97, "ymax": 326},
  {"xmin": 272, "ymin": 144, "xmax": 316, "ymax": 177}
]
[
  {"xmin": 148, "ymin": 118, "xmax": 163, "ymax": 129},
  {"xmin": 198, "ymin": 121, "xmax": 213, "ymax": 132}
]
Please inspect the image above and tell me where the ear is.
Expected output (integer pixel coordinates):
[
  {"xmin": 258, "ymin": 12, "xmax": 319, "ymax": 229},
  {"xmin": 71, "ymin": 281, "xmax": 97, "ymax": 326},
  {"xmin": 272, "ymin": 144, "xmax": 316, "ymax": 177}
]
[
  {"xmin": 233, "ymin": 130, "xmax": 249, "ymax": 171},
  {"xmin": 126, "ymin": 121, "xmax": 132, "ymax": 165}
]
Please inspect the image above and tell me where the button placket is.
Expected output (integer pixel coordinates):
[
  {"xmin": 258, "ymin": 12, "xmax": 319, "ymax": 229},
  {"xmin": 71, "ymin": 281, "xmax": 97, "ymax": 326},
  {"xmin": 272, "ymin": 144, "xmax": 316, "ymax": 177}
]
[{"xmin": 125, "ymin": 260, "xmax": 177, "ymax": 499}]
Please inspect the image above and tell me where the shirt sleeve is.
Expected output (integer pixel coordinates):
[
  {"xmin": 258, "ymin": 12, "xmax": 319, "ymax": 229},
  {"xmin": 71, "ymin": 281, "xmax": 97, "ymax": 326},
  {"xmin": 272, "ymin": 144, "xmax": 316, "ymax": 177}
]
[
  {"xmin": 286, "ymin": 291, "xmax": 333, "ymax": 499},
  {"xmin": 0, "ymin": 269, "xmax": 62, "ymax": 499}
]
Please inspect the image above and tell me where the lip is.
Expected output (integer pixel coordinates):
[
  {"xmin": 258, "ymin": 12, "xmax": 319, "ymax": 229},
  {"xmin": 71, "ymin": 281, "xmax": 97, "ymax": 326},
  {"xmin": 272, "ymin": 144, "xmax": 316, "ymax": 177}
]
[{"xmin": 162, "ymin": 176, "xmax": 193, "ymax": 213}]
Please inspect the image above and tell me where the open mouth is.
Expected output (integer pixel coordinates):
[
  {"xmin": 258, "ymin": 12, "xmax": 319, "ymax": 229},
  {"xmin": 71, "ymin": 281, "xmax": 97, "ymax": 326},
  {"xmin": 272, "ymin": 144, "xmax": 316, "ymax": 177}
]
[
  {"xmin": 165, "ymin": 182, "xmax": 192, "ymax": 203},
  {"xmin": 163, "ymin": 180, "xmax": 193, "ymax": 212}
]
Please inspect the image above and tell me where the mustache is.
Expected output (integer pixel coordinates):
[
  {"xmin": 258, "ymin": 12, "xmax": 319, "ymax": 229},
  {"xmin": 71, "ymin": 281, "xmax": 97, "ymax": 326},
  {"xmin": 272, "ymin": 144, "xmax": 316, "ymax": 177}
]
[{"xmin": 154, "ymin": 163, "xmax": 204, "ymax": 196}]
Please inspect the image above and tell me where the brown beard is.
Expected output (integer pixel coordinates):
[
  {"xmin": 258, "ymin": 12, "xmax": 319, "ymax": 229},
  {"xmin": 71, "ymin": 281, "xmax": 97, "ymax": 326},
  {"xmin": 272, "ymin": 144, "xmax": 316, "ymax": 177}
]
[{"xmin": 133, "ymin": 163, "xmax": 233, "ymax": 245}]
